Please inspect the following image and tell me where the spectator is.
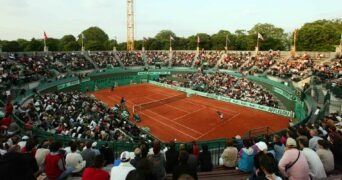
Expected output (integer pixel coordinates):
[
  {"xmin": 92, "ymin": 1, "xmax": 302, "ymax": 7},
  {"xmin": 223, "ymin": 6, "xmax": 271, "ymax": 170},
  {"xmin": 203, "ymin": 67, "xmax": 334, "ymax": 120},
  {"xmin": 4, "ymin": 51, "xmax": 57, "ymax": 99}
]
[
  {"xmin": 92, "ymin": 142, "xmax": 101, "ymax": 155},
  {"xmin": 172, "ymin": 150, "xmax": 198, "ymax": 180},
  {"xmin": 192, "ymin": 141, "xmax": 200, "ymax": 159},
  {"xmin": 278, "ymin": 138, "xmax": 310, "ymax": 180},
  {"xmin": 110, "ymin": 151, "xmax": 135, "ymax": 180},
  {"xmin": 251, "ymin": 141, "xmax": 279, "ymax": 179},
  {"xmin": 220, "ymin": 139, "xmax": 238, "ymax": 168},
  {"xmin": 0, "ymin": 144, "xmax": 38, "ymax": 180},
  {"xmin": 130, "ymin": 147, "xmax": 142, "ymax": 168},
  {"xmin": 82, "ymin": 141, "xmax": 96, "ymax": 167},
  {"xmin": 82, "ymin": 154, "xmax": 110, "ymax": 180},
  {"xmin": 65, "ymin": 142, "xmax": 86, "ymax": 174},
  {"xmin": 271, "ymin": 135, "xmax": 285, "ymax": 163},
  {"xmin": 198, "ymin": 144, "xmax": 213, "ymax": 172},
  {"xmin": 126, "ymin": 159, "xmax": 157, "ymax": 180},
  {"xmin": 186, "ymin": 144, "xmax": 198, "ymax": 172},
  {"xmin": 45, "ymin": 141, "xmax": 74, "ymax": 180},
  {"xmin": 237, "ymin": 139, "xmax": 255, "ymax": 173},
  {"xmin": 35, "ymin": 140, "xmax": 50, "ymax": 172},
  {"xmin": 309, "ymin": 129, "xmax": 323, "ymax": 151},
  {"xmin": 165, "ymin": 141, "xmax": 179, "ymax": 173},
  {"xmin": 147, "ymin": 142, "xmax": 166, "ymax": 180},
  {"xmin": 316, "ymin": 139, "xmax": 334, "ymax": 174},
  {"xmin": 259, "ymin": 154, "xmax": 282, "ymax": 180},
  {"xmin": 298, "ymin": 137, "xmax": 327, "ymax": 179},
  {"xmin": 100, "ymin": 143, "xmax": 114, "ymax": 166},
  {"xmin": 0, "ymin": 113, "xmax": 12, "ymax": 133},
  {"xmin": 18, "ymin": 135, "xmax": 29, "ymax": 149}
]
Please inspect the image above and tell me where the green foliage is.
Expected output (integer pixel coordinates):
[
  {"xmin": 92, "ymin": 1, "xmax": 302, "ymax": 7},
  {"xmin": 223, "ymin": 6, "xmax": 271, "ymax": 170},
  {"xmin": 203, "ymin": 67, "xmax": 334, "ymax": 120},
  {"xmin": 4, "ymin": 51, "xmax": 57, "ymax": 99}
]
[
  {"xmin": 78, "ymin": 26, "xmax": 109, "ymax": 51},
  {"xmin": 60, "ymin": 35, "xmax": 79, "ymax": 51},
  {"xmin": 25, "ymin": 38, "xmax": 44, "ymax": 52},
  {"xmin": 46, "ymin": 38, "xmax": 60, "ymax": 51},
  {"xmin": 297, "ymin": 19, "xmax": 342, "ymax": 51},
  {"xmin": 1, "ymin": 41, "xmax": 21, "ymax": 52}
]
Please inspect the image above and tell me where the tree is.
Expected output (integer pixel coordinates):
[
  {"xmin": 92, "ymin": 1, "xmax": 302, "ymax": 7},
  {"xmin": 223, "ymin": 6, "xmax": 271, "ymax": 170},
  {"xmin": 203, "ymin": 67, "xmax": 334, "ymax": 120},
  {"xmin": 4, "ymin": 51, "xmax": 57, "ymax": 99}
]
[
  {"xmin": 46, "ymin": 38, "xmax": 60, "ymax": 51},
  {"xmin": 1, "ymin": 41, "xmax": 21, "ymax": 52},
  {"xmin": 79, "ymin": 26, "xmax": 109, "ymax": 50},
  {"xmin": 154, "ymin": 30, "xmax": 177, "ymax": 50},
  {"xmin": 297, "ymin": 19, "xmax": 342, "ymax": 51},
  {"xmin": 59, "ymin": 35, "xmax": 79, "ymax": 51},
  {"xmin": 25, "ymin": 38, "xmax": 44, "ymax": 51},
  {"xmin": 211, "ymin": 30, "xmax": 231, "ymax": 50},
  {"xmin": 17, "ymin": 39, "xmax": 29, "ymax": 51},
  {"xmin": 248, "ymin": 23, "xmax": 287, "ymax": 50}
]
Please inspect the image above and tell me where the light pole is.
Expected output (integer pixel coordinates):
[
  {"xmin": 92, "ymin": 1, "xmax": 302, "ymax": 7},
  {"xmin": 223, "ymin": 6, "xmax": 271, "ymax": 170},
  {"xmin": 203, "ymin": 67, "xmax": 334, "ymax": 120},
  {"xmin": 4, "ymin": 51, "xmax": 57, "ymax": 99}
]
[{"xmin": 113, "ymin": 36, "xmax": 117, "ymax": 52}]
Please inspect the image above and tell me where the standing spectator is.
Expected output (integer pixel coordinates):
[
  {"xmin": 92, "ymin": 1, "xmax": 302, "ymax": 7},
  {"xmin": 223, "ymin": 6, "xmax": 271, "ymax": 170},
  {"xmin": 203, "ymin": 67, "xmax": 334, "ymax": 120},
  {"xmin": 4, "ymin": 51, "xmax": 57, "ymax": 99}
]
[
  {"xmin": 198, "ymin": 144, "xmax": 213, "ymax": 172},
  {"xmin": 186, "ymin": 144, "xmax": 198, "ymax": 171},
  {"xmin": 192, "ymin": 141, "xmax": 200, "ymax": 159},
  {"xmin": 327, "ymin": 127, "xmax": 342, "ymax": 169},
  {"xmin": 35, "ymin": 140, "xmax": 50, "ymax": 172},
  {"xmin": 220, "ymin": 139, "xmax": 238, "ymax": 168},
  {"xmin": 110, "ymin": 151, "xmax": 135, "ymax": 180},
  {"xmin": 298, "ymin": 137, "xmax": 327, "ymax": 179},
  {"xmin": 130, "ymin": 147, "xmax": 142, "ymax": 168},
  {"xmin": 99, "ymin": 143, "xmax": 114, "ymax": 166},
  {"xmin": 237, "ymin": 139, "xmax": 255, "ymax": 173},
  {"xmin": 278, "ymin": 138, "xmax": 310, "ymax": 180},
  {"xmin": 45, "ymin": 141, "xmax": 74, "ymax": 180},
  {"xmin": 82, "ymin": 141, "xmax": 96, "ymax": 167},
  {"xmin": 316, "ymin": 139, "xmax": 334, "ymax": 174},
  {"xmin": 309, "ymin": 129, "xmax": 323, "ymax": 151},
  {"xmin": 65, "ymin": 142, "xmax": 86, "ymax": 174},
  {"xmin": 82, "ymin": 155, "xmax": 110, "ymax": 180},
  {"xmin": 126, "ymin": 159, "xmax": 157, "ymax": 180},
  {"xmin": 0, "ymin": 113, "xmax": 12, "ymax": 133},
  {"xmin": 271, "ymin": 135, "xmax": 285, "ymax": 163},
  {"xmin": 172, "ymin": 150, "xmax": 198, "ymax": 180},
  {"xmin": 148, "ymin": 142, "xmax": 166, "ymax": 180},
  {"xmin": 165, "ymin": 141, "xmax": 179, "ymax": 174}
]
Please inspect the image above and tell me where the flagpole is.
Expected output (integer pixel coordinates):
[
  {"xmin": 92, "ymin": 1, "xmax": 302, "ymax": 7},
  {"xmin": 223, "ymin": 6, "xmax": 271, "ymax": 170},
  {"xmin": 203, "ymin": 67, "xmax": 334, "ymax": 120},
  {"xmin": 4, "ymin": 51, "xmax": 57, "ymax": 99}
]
[
  {"xmin": 81, "ymin": 35, "xmax": 84, "ymax": 52},
  {"xmin": 169, "ymin": 36, "xmax": 172, "ymax": 52},
  {"xmin": 225, "ymin": 34, "xmax": 228, "ymax": 52},
  {"xmin": 294, "ymin": 29, "xmax": 297, "ymax": 52},
  {"xmin": 340, "ymin": 32, "xmax": 342, "ymax": 56},
  {"xmin": 256, "ymin": 33, "xmax": 259, "ymax": 54}
]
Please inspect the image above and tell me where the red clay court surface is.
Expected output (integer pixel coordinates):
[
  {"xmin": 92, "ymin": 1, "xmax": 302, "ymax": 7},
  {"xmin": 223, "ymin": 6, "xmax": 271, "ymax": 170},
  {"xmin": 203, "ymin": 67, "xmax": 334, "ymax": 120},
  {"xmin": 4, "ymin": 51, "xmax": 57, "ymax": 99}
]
[{"xmin": 90, "ymin": 84, "xmax": 290, "ymax": 142}]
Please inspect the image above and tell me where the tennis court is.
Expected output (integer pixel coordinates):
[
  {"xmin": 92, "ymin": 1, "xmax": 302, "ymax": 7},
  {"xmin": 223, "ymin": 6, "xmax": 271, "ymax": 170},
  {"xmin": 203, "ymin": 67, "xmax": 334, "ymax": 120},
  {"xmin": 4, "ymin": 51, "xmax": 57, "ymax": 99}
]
[{"xmin": 90, "ymin": 84, "xmax": 290, "ymax": 142}]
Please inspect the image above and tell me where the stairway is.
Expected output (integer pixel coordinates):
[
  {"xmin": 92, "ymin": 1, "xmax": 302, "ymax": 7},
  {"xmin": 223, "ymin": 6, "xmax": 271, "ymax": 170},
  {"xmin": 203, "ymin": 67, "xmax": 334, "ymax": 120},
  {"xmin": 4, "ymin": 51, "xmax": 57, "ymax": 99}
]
[
  {"xmin": 214, "ymin": 53, "xmax": 226, "ymax": 70},
  {"xmin": 191, "ymin": 51, "xmax": 200, "ymax": 68},
  {"xmin": 113, "ymin": 52, "xmax": 125, "ymax": 68},
  {"xmin": 83, "ymin": 53, "xmax": 99, "ymax": 70}
]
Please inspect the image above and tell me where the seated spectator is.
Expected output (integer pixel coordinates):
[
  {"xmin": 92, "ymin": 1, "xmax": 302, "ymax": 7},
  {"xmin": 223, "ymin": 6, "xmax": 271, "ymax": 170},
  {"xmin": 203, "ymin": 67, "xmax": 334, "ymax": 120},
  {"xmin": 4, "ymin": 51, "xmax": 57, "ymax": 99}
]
[
  {"xmin": 45, "ymin": 141, "xmax": 74, "ymax": 180},
  {"xmin": 237, "ymin": 139, "xmax": 255, "ymax": 173},
  {"xmin": 316, "ymin": 139, "xmax": 335, "ymax": 174},
  {"xmin": 0, "ymin": 113, "xmax": 12, "ymax": 132},
  {"xmin": 278, "ymin": 138, "xmax": 310, "ymax": 180},
  {"xmin": 172, "ymin": 150, "xmax": 198, "ymax": 180},
  {"xmin": 165, "ymin": 141, "xmax": 179, "ymax": 174},
  {"xmin": 198, "ymin": 144, "xmax": 213, "ymax": 172},
  {"xmin": 252, "ymin": 141, "xmax": 279, "ymax": 179},
  {"xmin": 0, "ymin": 144, "xmax": 38, "ymax": 180},
  {"xmin": 148, "ymin": 141, "xmax": 166, "ymax": 180},
  {"xmin": 66, "ymin": 142, "xmax": 86, "ymax": 173},
  {"xmin": 82, "ymin": 141, "xmax": 96, "ymax": 168},
  {"xmin": 35, "ymin": 140, "xmax": 50, "ymax": 172},
  {"xmin": 259, "ymin": 154, "xmax": 282, "ymax": 180},
  {"xmin": 110, "ymin": 151, "xmax": 135, "ymax": 180},
  {"xmin": 91, "ymin": 142, "xmax": 101, "ymax": 155},
  {"xmin": 18, "ymin": 135, "xmax": 29, "ymax": 149},
  {"xmin": 298, "ymin": 137, "xmax": 327, "ymax": 179},
  {"xmin": 220, "ymin": 139, "xmax": 238, "ymax": 168},
  {"xmin": 309, "ymin": 129, "xmax": 323, "ymax": 151},
  {"xmin": 126, "ymin": 159, "xmax": 157, "ymax": 180},
  {"xmin": 192, "ymin": 141, "xmax": 200, "ymax": 159},
  {"xmin": 82, "ymin": 154, "xmax": 110, "ymax": 180}
]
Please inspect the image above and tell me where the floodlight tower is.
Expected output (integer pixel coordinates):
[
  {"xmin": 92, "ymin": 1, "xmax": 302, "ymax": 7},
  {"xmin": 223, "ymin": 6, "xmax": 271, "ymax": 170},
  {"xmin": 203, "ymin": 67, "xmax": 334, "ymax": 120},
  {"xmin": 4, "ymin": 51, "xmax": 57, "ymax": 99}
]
[{"xmin": 127, "ymin": 0, "xmax": 134, "ymax": 51}]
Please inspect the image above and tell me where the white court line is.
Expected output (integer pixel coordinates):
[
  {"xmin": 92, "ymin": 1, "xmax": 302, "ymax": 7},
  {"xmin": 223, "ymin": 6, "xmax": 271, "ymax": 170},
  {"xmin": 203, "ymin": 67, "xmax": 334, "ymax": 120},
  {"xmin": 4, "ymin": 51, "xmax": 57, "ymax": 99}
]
[
  {"xmin": 172, "ymin": 106, "xmax": 206, "ymax": 122},
  {"xmin": 140, "ymin": 111, "xmax": 198, "ymax": 139},
  {"xmin": 145, "ymin": 109, "xmax": 202, "ymax": 136},
  {"xmin": 183, "ymin": 98, "xmax": 238, "ymax": 115},
  {"xmin": 195, "ymin": 112, "xmax": 241, "ymax": 140}
]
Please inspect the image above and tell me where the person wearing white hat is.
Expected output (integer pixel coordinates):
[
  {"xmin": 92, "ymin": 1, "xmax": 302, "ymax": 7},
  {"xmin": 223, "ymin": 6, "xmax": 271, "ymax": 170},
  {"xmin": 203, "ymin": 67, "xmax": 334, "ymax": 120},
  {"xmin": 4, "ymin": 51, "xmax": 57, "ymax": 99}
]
[
  {"xmin": 18, "ymin": 135, "xmax": 29, "ymax": 149},
  {"xmin": 91, "ymin": 142, "xmax": 100, "ymax": 156},
  {"xmin": 110, "ymin": 151, "xmax": 135, "ymax": 180}
]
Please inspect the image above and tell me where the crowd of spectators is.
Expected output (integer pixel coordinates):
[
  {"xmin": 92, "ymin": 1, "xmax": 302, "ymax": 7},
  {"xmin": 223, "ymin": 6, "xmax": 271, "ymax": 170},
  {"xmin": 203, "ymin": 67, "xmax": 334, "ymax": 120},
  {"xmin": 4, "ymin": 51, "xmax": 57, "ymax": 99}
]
[
  {"xmin": 117, "ymin": 51, "xmax": 145, "ymax": 67},
  {"xmin": 159, "ymin": 72, "xmax": 279, "ymax": 107},
  {"xmin": 171, "ymin": 51, "xmax": 196, "ymax": 67},
  {"xmin": 219, "ymin": 113, "xmax": 342, "ymax": 179},
  {"xmin": 52, "ymin": 53, "xmax": 94, "ymax": 71},
  {"xmin": 314, "ymin": 58, "xmax": 342, "ymax": 80},
  {"xmin": 268, "ymin": 54, "xmax": 314, "ymax": 81},
  {"xmin": 13, "ymin": 91, "xmax": 152, "ymax": 144},
  {"xmin": 218, "ymin": 52, "xmax": 251, "ymax": 70},
  {"xmin": 241, "ymin": 51, "xmax": 280, "ymax": 74},
  {"xmin": 195, "ymin": 51, "xmax": 223, "ymax": 68},
  {"xmin": 145, "ymin": 51, "xmax": 170, "ymax": 67},
  {"xmin": 89, "ymin": 52, "xmax": 121, "ymax": 69}
]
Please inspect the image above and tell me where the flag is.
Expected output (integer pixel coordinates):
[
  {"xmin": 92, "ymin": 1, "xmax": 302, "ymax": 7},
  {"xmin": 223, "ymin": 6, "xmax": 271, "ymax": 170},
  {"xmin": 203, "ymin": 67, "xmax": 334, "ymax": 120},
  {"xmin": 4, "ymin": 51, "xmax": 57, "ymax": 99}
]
[
  {"xmin": 197, "ymin": 36, "xmax": 200, "ymax": 43},
  {"xmin": 170, "ymin": 35, "xmax": 174, "ymax": 41},
  {"xmin": 257, "ymin": 33, "xmax": 264, "ymax": 41},
  {"xmin": 143, "ymin": 37, "xmax": 148, "ymax": 41},
  {"xmin": 43, "ymin": 31, "xmax": 48, "ymax": 40}
]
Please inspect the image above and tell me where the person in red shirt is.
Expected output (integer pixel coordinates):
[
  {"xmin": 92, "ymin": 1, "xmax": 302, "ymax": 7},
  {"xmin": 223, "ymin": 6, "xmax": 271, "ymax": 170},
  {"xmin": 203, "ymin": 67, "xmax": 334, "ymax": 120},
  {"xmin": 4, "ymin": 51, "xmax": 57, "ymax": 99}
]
[
  {"xmin": 82, "ymin": 154, "xmax": 110, "ymax": 180},
  {"xmin": 5, "ymin": 101, "xmax": 13, "ymax": 115},
  {"xmin": 0, "ymin": 113, "xmax": 12, "ymax": 132}
]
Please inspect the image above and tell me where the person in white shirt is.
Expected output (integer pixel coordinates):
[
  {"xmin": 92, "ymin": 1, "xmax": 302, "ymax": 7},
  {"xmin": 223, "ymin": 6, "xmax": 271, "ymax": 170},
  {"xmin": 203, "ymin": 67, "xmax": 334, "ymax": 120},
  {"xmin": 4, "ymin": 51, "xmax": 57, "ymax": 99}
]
[
  {"xmin": 66, "ymin": 143, "xmax": 86, "ymax": 173},
  {"xmin": 111, "ymin": 151, "xmax": 135, "ymax": 180},
  {"xmin": 298, "ymin": 137, "xmax": 327, "ymax": 179},
  {"xmin": 309, "ymin": 129, "xmax": 323, "ymax": 151}
]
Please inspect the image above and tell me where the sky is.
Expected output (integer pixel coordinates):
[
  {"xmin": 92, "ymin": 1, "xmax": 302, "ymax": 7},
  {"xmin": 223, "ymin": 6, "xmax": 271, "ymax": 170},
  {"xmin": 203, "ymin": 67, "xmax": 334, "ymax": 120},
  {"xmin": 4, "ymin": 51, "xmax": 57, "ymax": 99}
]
[{"xmin": 0, "ymin": 0, "xmax": 341, "ymax": 42}]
